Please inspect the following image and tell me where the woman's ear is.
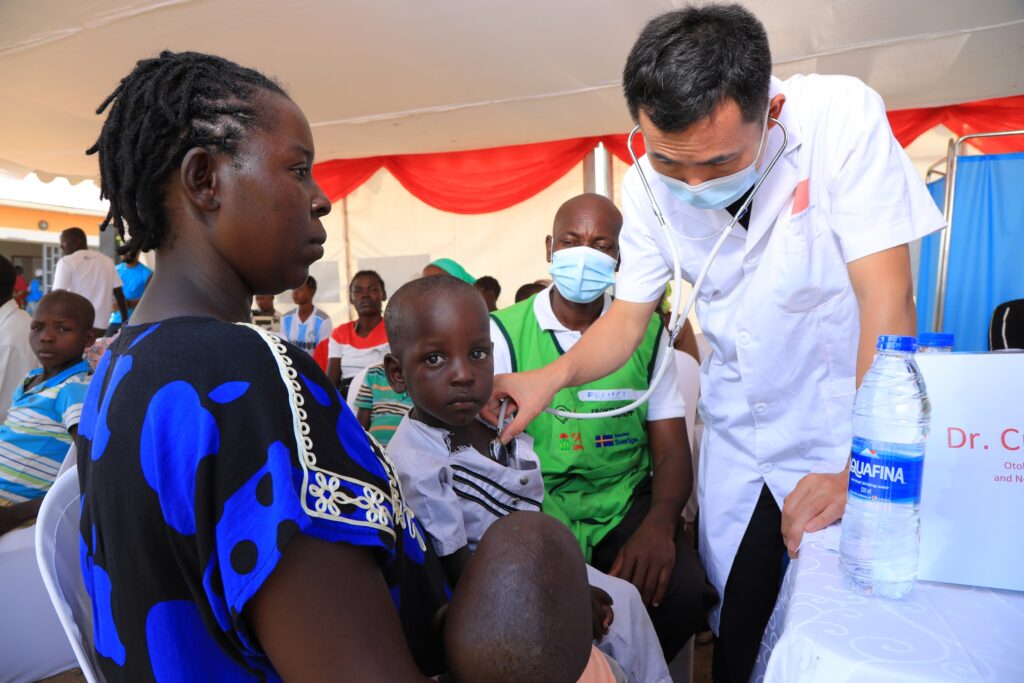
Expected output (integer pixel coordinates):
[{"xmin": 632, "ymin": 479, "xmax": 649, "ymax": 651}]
[
  {"xmin": 179, "ymin": 147, "xmax": 220, "ymax": 212},
  {"xmin": 383, "ymin": 353, "xmax": 406, "ymax": 394}
]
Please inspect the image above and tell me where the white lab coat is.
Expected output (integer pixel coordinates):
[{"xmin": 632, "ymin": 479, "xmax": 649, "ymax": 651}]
[{"xmin": 615, "ymin": 74, "xmax": 945, "ymax": 631}]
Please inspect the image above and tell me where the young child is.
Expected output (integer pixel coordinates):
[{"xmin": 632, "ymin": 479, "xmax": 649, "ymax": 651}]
[
  {"xmin": 0, "ymin": 290, "xmax": 94, "ymax": 527},
  {"xmin": 385, "ymin": 275, "xmax": 671, "ymax": 683},
  {"xmin": 354, "ymin": 362, "xmax": 413, "ymax": 449},
  {"xmin": 280, "ymin": 275, "xmax": 332, "ymax": 354}
]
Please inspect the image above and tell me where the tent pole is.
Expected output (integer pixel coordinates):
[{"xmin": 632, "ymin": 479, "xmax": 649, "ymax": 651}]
[
  {"xmin": 583, "ymin": 142, "xmax": 612, "ymax": 198},
  {"xmin": 933, "ymin": 128, "xmax": 1024, "ymax": 332},
  {"xmin": 342, "ymin": 195, "xmax": 353, "ymax": 322}
]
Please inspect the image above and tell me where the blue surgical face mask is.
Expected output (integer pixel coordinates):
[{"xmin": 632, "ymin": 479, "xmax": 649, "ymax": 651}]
[
  {"xmin": 658, "ymin": 109, "xmax": 771, "ymax": 210},
  {"xmin": 548, "ymin": 246, "xmax": 617, "ymax": 304}
]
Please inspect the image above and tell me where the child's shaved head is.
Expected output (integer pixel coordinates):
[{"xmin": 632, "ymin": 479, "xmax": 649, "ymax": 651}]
[
  {"xmin": 38, "ymin": 290, "xmax": 95, "ymax": 330},
  {"xmin": 444, "ymin": 512, "xmax": 592, "ymax": 683},
  {"xmin": 384, "ymin": 275, "xmax": 486, "ymax": 360}
]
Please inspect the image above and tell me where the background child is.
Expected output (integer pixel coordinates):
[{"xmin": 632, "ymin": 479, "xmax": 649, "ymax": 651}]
[
  {"xmin": 354, "ymin": 362, "xmax": 413, "ymax": 449},
  {"xmin": 384, "ymin": 275, "xmax": 671, "ymax": 683},
  {"xmin": 250, "ymin": 294, "xmax": 281, "ymax": 333},
  {"xmin": 0, "ymin": 290, "xmax": 94, "ymax": 526},
  {"xmin": 280, "ymin": 275, "xmax": 333, "ymax": 354}
]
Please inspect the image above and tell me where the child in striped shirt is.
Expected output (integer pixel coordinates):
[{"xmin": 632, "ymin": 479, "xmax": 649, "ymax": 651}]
[{"xmin": 0, "ymin": 291, "xmax": 94, "ymax": 533}]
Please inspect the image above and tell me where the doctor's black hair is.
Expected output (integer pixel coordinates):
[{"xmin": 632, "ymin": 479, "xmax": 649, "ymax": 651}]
[
  {"xmin": 622, "ymin": 3, "xmax": 772, "ymax": 132},
  {"xmin": 87, "ymin": 50, "xmax": 287, "ymax": 254}
]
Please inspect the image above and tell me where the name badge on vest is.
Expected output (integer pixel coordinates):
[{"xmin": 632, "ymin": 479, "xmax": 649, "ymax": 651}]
[{"xmin": 577, "ymin": 389, "xmax": 644, "ymax": 402}]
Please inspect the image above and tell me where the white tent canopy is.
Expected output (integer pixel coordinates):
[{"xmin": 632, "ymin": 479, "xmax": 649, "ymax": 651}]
[{"xmin": 1, "ymin": 0, "xmax": 1023, "ymax": 182}]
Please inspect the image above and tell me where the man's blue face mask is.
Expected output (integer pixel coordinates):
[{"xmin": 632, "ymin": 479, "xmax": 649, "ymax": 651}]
[
  {"xmin": 548, "ymin": 246, "xmax": 617, "ymax": 304},
  {"xmin": 657, "ymin": 108, "xmax": 771, "ymax": 211}
]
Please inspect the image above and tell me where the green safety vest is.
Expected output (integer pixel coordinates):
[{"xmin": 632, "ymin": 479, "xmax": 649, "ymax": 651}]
[{"xmin": 491, "ymin": 295, "xmax": 663, "ymax": 560}]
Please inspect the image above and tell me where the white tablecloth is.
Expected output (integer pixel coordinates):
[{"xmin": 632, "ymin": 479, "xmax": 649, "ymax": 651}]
[{"xmin": 753, "ymin": 526, "xmax": 1024, "ymax": 682}]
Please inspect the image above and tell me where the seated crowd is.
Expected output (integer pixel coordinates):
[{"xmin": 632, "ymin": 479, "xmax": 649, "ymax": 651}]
[{"xmin": 0, "ymin": 50, "xmax": 720, "ymax": 683}]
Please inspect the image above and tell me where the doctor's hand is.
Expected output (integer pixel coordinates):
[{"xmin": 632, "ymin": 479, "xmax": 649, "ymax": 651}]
[
  {"xmin": 781, "ymin": 468, "xmax": 849, "ymax": 558},
  {"xmin": 483, "ymin": 369, "xmax": 563, "ymax": 445},
  {"xmin": 609, "ymin": 516, "xmax": 676, "ymax": 607}
]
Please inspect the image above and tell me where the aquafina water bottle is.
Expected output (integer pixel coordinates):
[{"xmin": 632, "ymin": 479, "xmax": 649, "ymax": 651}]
[{"xmin": 839, "ymin": 335, "xmax": 930, "ymax": 598}]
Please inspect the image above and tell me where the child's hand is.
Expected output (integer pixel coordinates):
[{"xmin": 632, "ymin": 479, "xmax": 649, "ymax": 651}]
[{"xmin": 589, "ymin": 585, "xmax": 614, "ymax": 641}]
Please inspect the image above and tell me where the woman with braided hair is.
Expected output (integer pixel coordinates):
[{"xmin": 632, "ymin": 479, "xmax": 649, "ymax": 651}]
[{"xmin": 76, "ymin": 51, "xmax": 453, "ymax": 681}]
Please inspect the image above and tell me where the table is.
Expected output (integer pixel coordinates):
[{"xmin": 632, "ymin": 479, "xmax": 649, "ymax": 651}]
[{"xmin": 752, "ymin": 525, "xmax": 1024, "ymax": 682}]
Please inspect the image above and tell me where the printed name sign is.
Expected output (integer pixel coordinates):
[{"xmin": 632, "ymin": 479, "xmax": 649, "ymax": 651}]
[{"xmin": 916, "ymin": 353, "xmax": 1024, "ymax": 592}]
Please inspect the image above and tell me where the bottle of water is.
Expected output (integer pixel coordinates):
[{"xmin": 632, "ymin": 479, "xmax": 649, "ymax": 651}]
[
  {"xmin": 839, "ymin": 335, "xmax": 930, "ymax": 598},
  {"xmin": 917, "ymin": 332, "xmax": 954, "ymax": 353}
]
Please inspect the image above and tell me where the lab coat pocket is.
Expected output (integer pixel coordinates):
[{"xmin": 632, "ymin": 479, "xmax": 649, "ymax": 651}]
[{"xmin": 772, "ymin": 209, "xmax": 847, "ymax": 314}]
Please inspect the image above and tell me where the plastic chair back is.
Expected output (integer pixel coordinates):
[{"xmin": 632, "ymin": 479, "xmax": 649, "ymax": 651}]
[{"xmin": 35, "ymin": 466, "xmax": 103, "ymax": 683}]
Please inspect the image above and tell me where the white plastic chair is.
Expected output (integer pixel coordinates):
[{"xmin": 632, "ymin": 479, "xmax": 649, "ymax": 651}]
[
  {"xmin": 346, "ymin": 366, "xmax": 370, "ymax": 412},
  {"xmin": 35, "ymin": 466, "xmax": 103, "ymax": 683}
]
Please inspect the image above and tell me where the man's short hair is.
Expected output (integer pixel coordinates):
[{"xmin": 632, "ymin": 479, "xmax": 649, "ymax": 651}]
[
  {"xmin": 0, "ymin": 256, "xmax": 15, "ymax": 300},
  {"xmin": 622, "ymin": 3, "xmax": 772, "ymax": 132},
  {"xmin": 304, "ymin": 275, "xmax": 317, "ymax": 292},
  {"xmin": 474, "ymin": 275, "xmax": 501, "ymax": 297},
  {"xmin": 61, "ymin": 227, "xmax": 88, "ymax": 246}
]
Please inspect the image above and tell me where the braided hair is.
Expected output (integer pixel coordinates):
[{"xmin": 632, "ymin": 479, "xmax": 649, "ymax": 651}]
[{"xmin": 87, "ymin": 51, "xmax": 287, "ymax": 253}]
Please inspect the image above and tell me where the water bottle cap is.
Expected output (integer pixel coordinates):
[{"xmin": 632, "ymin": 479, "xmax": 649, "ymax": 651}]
[
  {"xmin": 918, "ymin": 332, "xmax": 954, "ymax": 348},
  {"xmin": 876, "ymin": 335, "xmax": 918, "ymax": 352}
]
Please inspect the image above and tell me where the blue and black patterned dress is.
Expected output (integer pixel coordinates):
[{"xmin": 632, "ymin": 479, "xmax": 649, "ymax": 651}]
[{"xmin": 77, "ymin": 318, "xmax": 448, "ymax": 681}]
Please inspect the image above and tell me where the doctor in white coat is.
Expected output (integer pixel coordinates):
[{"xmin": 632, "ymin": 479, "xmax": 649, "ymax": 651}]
[{"xmin": 487, "ymin": 5, "xmax": 945, "ymax": 682}]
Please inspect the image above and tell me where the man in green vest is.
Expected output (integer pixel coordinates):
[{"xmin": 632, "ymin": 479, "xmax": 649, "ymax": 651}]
[{"xmin": 490, "ymin": 194, "xmax": 716, "ymax": 661}]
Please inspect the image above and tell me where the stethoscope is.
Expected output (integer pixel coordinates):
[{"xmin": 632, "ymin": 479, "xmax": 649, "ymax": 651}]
[{"xmin": 538, "ymin": 116, "xmax": 790, "ymax": 421}]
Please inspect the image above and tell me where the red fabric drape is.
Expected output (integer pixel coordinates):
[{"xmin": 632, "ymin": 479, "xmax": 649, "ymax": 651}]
[
  {"xmin": 314, "ymin": 157, "xmax": 386, "ymax": 201},
  {"xmin": 886, "ymin": 95, "xmax": 1024, "ymax": 154},
  {"xmin": 313, "ymin": 94, "xmax": 1024, "ymax": 213},
  {"xmin": 381, "ymin": 138, "xmax": 600, "ymax": 214},
  {"xmin": 314, "ymin": 138, "xmax": 602, "ymax": 214}
]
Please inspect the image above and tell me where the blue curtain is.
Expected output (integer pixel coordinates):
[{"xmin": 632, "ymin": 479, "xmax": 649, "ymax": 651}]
[{"xmin": 915, "ymin": 152, "xmax": 1024, "ymax": 351}]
